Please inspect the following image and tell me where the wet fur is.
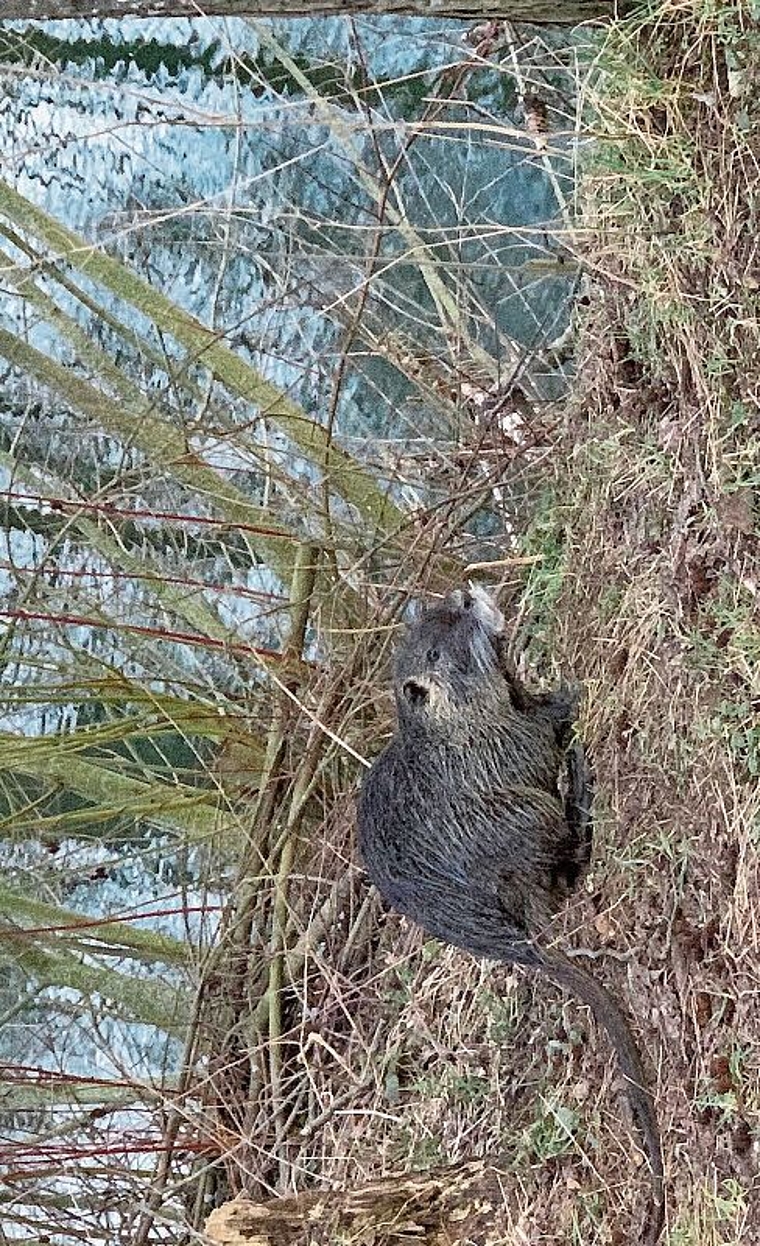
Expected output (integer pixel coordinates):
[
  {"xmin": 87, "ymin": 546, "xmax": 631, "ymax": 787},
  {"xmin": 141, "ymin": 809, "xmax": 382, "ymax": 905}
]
[{"xmin": 357, "ymin": 586, "xmax": 664, "ymax": 1243}]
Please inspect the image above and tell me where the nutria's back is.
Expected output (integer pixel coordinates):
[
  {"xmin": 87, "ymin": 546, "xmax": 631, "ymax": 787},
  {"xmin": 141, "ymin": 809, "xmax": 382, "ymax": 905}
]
[{"xmin": 358, "ymin": 585, "xmax": 587, "ymax": 952}]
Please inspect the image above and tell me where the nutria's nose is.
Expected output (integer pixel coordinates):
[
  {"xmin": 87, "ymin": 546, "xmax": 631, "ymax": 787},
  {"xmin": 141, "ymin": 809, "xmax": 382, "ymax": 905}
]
[{"xmin": 403, "ymin": 680, "xmax": 429, "ymax": 707}]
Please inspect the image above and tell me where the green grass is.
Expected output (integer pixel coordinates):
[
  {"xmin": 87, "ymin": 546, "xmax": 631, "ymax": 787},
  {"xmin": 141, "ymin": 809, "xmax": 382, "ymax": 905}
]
[{"xmin": 522, "ymin": 1098, "xmax": 581, "ymax": 1163}]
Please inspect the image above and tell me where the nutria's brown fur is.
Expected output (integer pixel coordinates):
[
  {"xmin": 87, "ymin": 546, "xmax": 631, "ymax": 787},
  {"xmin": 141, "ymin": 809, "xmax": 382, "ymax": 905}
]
[{"xmin": 357, "ymin": 585, "xmax": 664, "ymax": 1244}]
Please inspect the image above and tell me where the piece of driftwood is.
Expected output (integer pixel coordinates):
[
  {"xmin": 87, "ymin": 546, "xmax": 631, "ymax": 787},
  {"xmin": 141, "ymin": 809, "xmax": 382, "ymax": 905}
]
[{"xmin": 204, "ymin": 1162, "xmax": 507, "ymax": 1245}]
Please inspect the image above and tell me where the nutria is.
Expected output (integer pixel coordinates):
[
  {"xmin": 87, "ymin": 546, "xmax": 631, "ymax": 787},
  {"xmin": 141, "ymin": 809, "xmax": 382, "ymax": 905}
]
[{"xmin": 357, "ymin": 585, "xmax": 664, "ymax": 1244}]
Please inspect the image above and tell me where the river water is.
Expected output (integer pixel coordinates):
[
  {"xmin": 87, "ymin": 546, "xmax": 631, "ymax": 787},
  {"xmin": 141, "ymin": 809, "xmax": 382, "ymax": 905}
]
[{"xmin": 0, "ymin": 17, "xmax": 575, "ymax": 431}]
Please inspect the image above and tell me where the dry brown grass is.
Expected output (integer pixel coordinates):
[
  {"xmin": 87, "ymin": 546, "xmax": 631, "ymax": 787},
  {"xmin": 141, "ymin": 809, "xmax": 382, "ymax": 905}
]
[{"xmin": 541, "ymin": 4, "xmax": 759, "ymax": 1239}]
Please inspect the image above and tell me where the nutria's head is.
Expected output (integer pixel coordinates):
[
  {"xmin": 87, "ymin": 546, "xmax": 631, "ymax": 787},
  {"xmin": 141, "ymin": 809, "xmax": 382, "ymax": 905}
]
[{"xmin": 393, "ymin": 585, "xmax": 506, "ymax": 727}]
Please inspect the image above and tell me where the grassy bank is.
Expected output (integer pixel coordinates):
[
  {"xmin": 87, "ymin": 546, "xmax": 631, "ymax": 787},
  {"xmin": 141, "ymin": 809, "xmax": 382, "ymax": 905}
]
[
  {"xmin": 557, "ymin": 6, "xmax": 759, "ymax": 1238},
  {"xmin": 317, "ymin": 5, "xmax": 759, "ymax": 1243}
]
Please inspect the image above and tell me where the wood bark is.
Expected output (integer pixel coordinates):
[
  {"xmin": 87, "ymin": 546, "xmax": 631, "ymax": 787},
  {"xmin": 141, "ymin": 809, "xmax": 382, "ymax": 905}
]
[
  {"xmin": 2, "ymin": 1, "xmax": 621, "ymax": 24},
  {"xmin": 204, "ymin": 1163, "xmax": 511, "ymax": 1245}
]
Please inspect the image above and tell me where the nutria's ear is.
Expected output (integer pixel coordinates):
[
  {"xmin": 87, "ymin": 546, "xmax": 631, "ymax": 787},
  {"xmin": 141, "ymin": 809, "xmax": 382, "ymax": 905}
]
[{"xmin": 404, "ymin": 598, "xmax": 423, "ymax": 626}]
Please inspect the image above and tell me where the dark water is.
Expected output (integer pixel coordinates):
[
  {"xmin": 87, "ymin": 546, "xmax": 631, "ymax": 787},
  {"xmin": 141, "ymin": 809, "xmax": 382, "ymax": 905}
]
[{"xmin": 0, "ymin": 17, "xmax": 574, "ymax": 435}]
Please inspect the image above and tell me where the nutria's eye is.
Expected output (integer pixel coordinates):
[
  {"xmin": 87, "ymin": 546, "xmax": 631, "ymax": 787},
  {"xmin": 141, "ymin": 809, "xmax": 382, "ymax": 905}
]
[
  {"xmin": 403, "ymin": 680, "xmax": 428, "ymax": 707},
  {"xmin": 426, "ymin": 647, "xmax": 440, "ymax": 665},
  {"xmin": 462, "ymin": 593, "xmax": 473, "ymax": 610}
]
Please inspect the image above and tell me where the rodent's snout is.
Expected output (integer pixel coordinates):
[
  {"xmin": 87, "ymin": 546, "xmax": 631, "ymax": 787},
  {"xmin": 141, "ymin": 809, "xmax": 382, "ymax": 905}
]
[{"xmin": 402, "ymin": 679, "xmax": 429, "ymax": 708}]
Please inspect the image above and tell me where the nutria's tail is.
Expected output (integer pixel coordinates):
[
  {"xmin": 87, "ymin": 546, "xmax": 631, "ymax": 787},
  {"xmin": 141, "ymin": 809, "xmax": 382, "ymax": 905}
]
[{"xmin": 536, "ymin": 947, "xmax": 665, "ymax": 1245}]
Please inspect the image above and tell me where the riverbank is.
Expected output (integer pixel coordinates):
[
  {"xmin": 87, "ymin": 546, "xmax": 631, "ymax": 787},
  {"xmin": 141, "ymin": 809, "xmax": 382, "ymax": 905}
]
[
  {"xmin": 323, "ymin": 6, "xmax": 759, "ymax": 1242},
  {"xmin": 557, "ymin": 5, "xmax": 759, "ymax": 1238}
]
